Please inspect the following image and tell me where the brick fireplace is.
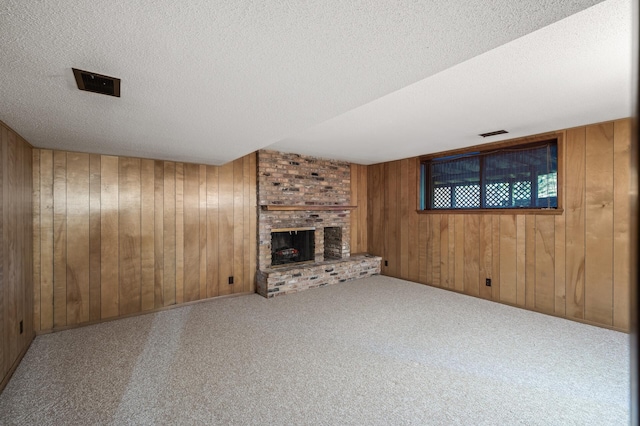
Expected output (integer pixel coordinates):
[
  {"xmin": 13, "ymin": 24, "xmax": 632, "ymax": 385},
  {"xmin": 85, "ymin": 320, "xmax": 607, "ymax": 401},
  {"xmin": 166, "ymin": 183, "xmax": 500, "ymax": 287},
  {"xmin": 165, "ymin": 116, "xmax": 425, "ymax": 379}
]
[{"xmin": 257, "ymin": 150, "xmax": 380, "ymax": 297}]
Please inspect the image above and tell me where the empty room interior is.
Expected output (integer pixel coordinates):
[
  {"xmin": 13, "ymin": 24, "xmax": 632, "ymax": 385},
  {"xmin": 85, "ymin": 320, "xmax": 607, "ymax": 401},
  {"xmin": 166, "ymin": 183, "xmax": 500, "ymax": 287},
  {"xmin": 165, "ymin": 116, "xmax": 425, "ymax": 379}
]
[{"xmin": 0, "ymin": 0, "xmax": 636, "ymax": 424}]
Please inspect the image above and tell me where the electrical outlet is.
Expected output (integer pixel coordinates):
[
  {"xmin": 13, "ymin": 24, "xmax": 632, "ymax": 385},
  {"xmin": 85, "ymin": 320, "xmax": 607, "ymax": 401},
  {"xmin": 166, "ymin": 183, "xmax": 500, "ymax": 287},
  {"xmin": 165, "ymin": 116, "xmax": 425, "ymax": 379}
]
[
  {"xmin": 19, "ymin": 320, "xmax": 23, "ymax": 334},
  {"xmin": 384, "ymin": 260, "xmax": 388, "ymax": 267},
  {"xmin": 486, "ymin": 278, "xmax": 492, "ymax": 287},
  {"xmin": 228, "ymin": 276, "xmax": 234, "ymax": 285}
]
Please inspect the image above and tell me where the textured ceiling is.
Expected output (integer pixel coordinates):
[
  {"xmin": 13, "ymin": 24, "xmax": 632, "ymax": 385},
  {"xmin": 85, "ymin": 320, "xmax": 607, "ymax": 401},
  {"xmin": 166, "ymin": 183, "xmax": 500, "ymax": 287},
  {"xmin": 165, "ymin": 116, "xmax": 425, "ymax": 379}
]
[{"xmin": 0, "ymin": 0, "xmax": 630, "ymax": 165}]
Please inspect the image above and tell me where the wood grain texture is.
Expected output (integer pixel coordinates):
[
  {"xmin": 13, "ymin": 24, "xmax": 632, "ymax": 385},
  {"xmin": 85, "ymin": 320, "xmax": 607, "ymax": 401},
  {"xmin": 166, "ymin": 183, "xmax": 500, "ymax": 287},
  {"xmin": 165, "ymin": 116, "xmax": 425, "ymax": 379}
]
[
  {"xmin": 565, "ymin": 127, "xmax": 586, "ymax": 319},
  {"xmin": 366, "ymin": 119, "xmax": 630, "ymax": 331},
  {"xmin": 32, "ymin": 150, "xmax": 41, "ymax": 332},
  {"xmin": 100, "ymin": 156, "xmax": 119, "ymax": 319},
  {"xmin": 140, "ymin": 159, "xmax": 155, "ymax": 311},
  {"xmin": 200, "ymin": 164, "xmax": 208, "ymax": 299},
  {"xmin": 52, "ymin": 151, "xmax": 67, "ymax": 328},
  {"xmin": 175, "ymin": 163, "xmax": 184, "ymax": 304},
  {"xmin": 32, "ymin": 150, "xmax": 258, "ymax": 332},
  {"xmin": 89, "ymin": 155, "xmax": 101, "ymax": 320},
  {"xmin": 439, "ymin": 215, "xmax": 449, "ymax": 288},
  {"xmin": 163, "ymin": 162, "xmax": 176, "ymax": 306},
  {"xmin": 454, "ymin": 215, "xmax": 465, "ymax": 292},
  {"xmin": 400, "ymin": 160, "xmax": 410, "ymax": 278},
  {"xmin": 463, "ymin": 215, "xmax": 479, "ymax": 296},
  {"xmin": 39, "ymin": 150, "xmax": 54, "ymax": 330},
  {"xmin": 418, "ymin": 215, "xmax": 428, "ymax": 284},
  {"xmin": 118, "ymin": 157, "xmax": 141, "ymax": 316},
  {"xmin": 584, "ymin": 123, "xmax": 614, "ymax": 326},
  {"xmin": 612, "ymin": 119, "xmax": 630, "ymax": 330},
  {"xmin": 65, "ymin": 152, "xmax": 90, "ymax": 325},
  {"xmin": 154, "ymin": 161, "xmax": 164, "ymax": 308},
  {"xmin": 0, "ymin": 124, "xmax": 33, "ymax": 387},
  {"xmin": 183, "ymin": 163, "xmax": 201, "ymax": 302},
  {"xmin": 233, "ymin": 158, "xmax": 244, "ymax": 293},
  {"xmin": 249, "ymin": 153, "xmax": 257, "ymax": 293},
  {"xmin": 206, "ymin": 165, "xmax": 219, "ymax": 298},
  {"xmin": 535, "ymin": 215, "xmax": 555, "ymax": 314},
  {"xmin": 218, "ymin": 161, "xmax": 234, "ymax": 296},
  {"xmin": 478, "ymin": 215, "xmax": 492, "ymax": 300}
]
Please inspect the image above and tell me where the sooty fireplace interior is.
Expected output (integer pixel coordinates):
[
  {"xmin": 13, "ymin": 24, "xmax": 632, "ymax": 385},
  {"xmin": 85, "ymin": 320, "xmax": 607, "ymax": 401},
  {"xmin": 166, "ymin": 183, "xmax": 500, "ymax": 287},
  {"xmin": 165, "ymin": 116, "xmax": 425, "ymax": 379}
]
[{"xmin": 271, "ymin": 227, "xmax": 315, "ymax": 267}]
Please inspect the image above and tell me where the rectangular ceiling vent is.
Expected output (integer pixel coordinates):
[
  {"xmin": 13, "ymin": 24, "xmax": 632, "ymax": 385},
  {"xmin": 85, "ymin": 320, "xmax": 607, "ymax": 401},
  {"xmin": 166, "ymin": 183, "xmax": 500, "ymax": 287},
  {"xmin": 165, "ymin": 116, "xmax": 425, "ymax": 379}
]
[
  {"xmin": 479, "ymin": 129, "xmax": 508, "ymax": 138},
  {"xmin": 72, "ymin": 68, "xmax": 120, "ymax": 97}
]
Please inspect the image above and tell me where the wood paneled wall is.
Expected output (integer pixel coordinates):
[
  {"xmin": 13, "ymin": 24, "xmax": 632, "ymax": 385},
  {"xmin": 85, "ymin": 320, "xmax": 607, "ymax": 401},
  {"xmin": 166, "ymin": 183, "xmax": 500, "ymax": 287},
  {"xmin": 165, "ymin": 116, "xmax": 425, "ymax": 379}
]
[
  {"xmin": 367, "ymin": 119, "xmax": 632, "ymax": 331},
  {"xmin": 350, "ymin": 164, "xmax": 368, "ymax": 254},
  {"xmin": 0, "ymin": 122, "xmax": 34, "ymax": 389},
  {"xmin": 33, "ymin": 150, "xmax": 257, "ymax": 332}
]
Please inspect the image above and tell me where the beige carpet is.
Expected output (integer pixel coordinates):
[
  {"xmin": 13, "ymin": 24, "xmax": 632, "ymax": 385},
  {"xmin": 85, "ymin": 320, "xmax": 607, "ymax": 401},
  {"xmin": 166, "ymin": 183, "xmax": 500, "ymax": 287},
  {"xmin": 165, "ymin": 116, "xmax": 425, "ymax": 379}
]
[{"xmin": 0, "ymin": 276, "xmax": 629, "ymax": 425}]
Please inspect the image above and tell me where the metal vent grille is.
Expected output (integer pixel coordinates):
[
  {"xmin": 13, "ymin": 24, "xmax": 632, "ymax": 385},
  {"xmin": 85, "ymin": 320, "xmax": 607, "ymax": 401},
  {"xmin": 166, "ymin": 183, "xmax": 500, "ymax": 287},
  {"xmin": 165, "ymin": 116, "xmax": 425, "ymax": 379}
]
[
  {"xmin": 72, "ymin": 68, "xmax": 120, "ymax": 97},
  {"xmin": 479, "ymin": 130, "xmax": 508, "ymax": 138}
]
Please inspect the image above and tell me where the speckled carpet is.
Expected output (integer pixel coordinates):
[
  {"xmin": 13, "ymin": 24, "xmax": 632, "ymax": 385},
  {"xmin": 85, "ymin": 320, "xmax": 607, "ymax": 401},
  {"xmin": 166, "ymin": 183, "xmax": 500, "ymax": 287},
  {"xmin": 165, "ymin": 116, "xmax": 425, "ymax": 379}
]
[{"xmin": 0, "ymin": 276, "xmax": 630, "ymax": 425}]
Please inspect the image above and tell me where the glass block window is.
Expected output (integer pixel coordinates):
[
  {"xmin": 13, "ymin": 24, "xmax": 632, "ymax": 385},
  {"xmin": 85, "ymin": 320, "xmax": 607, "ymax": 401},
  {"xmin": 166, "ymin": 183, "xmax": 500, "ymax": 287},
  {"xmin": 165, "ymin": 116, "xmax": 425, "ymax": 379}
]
[{"xmin": 422, "ymin": 140, "xmax": 558, "ymax": 210}]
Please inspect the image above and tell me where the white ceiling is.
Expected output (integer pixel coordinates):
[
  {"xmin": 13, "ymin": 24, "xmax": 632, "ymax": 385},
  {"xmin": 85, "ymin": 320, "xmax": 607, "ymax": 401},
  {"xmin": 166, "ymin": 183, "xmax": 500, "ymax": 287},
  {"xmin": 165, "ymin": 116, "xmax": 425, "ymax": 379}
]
[{"xmin": 0, "ymin": 0, "xmax": 633, "ymax": 166}]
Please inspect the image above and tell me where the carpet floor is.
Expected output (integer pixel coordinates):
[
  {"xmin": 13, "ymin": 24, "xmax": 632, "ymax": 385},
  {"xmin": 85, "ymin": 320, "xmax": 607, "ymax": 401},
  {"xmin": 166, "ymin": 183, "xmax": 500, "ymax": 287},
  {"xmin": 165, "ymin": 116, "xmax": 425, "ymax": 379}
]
[{"xmin": 0, "ymin": 276, "xmax": 630, "ymax": 425}]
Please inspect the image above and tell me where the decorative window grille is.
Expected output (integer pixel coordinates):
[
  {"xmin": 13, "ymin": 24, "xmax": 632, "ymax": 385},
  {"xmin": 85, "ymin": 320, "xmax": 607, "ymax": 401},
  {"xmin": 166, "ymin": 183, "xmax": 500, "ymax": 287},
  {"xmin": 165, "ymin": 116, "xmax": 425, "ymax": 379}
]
[{"xmin": 421, "ymin": 140, "xmax": 558, "ymax": 210}]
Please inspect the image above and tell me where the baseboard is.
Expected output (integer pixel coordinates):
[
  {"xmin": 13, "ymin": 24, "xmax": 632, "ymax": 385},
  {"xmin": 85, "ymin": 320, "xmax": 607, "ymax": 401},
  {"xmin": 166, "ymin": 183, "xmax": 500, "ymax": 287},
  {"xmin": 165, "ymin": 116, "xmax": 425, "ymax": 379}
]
[
  {"xmin": 36, "ymin": 291, "xmax": 254, "ymax": 336},
  {"xmin": 0, "ymin": 332, "xmax": 36, "ymax": 394}
]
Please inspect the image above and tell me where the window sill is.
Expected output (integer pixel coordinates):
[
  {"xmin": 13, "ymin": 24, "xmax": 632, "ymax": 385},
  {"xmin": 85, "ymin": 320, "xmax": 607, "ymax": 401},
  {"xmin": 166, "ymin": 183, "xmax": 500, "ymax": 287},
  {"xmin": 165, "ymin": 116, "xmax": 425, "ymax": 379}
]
[{"xmin": 417, "ymin": 208, "xmax": 564, "ymax": 216}]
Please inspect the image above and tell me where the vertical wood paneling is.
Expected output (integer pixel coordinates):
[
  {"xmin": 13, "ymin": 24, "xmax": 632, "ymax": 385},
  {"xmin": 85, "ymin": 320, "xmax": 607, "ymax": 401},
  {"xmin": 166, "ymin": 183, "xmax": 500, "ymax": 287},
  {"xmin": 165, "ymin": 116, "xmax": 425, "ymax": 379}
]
[
  {"xmin": 535, "ymin": 215, "xmax": 555, "ymax": 314},
  {"xmin": 153, "ymin": 161, "xmax": 164, "ymax": 308},
  {"xmin": 206, "ymin": 165, "xmax": 219, "ymax": 298},
  {"xmin": 140, "ymin": 159, "xmax": 155, "ymax": 311},
  {"xmin": 200, "ymin": 164, "xmax": 208, "ymax": 298},
  {"xmin": 478, "ymin": 215, "xmax": 492, "ymax": 300},
  {"xmin": 175, "ymin": 163, "xmax": 184, "ymax": 304},
  {"xmin": 52, "ymin": 151, "xmax": 67, "ymax": 328},
  {"xmin": 249, "ymin": 153, "xmax": 257, "ymax": 293},
  {"xmin": 565, "ymin": 127, "xmax": 586, "ymax": 319},
  {"xmin": 454, "ymin": 215, "xmax": 464, "ymax": 292},
  {"xmin": 89, "ymin": 155, "xmax": 101, "ymax": 321},
  {"xmin": 367, "ymin": 119, "xmax": 631, "ymax": 331},
  {"xmin": 524, "ymin": 215, "xmax": 536, "ymax": 309},
  {"xmin": 463, "ymin": 215, "xmax": 479, "ymax": 296},
  {"xmin": 39, "ymin": 150, "xmax": 54, "ymax": 330},
  {"xmin": 499, "ymin": 216, "xmax": 517, "ymax": 304},
  {"xmin": 491, "ymin": 216, "xmax": 500, "ymax": 300},
  {"xmin": 584, "ymin": 123, "xmax": 614, "ymax": 326},
  {"xmin": 118, "ymin": 158, "xmax": 141, "ymax": 316},
  {"xmin": 0, "ymin": 123, "xmax": 33, "ymax": 389},
  {"xmin": 32, "ymin": 150, "xmax": 41, "ymax": 331},
  {"xmin": 65, "ymin": 153, "xmax": 90, "ymax": 325},
  {"xmin": 163, "ymin": 162, "xmax": 176, "ymax": 306},
  {"xmin": 418, "ymin": 215, "xmax": 428, "ymax": 284},
  {"xmin": 233, "ymin": 158, "xmax": 244, "ymax": 293},
  {"xmin": 439, "ymin": 215, "xmax": 449, "ymax": 288},
  {"xmin": 34, "ymin": 151, "xmax": 257, "ymax": 332},
  {"xmin": 407, "ymin": 160, "xmax": 419, "ymax": 282},
  {"xmin": 431, "ymin": 214, "xmax": 441, "ymax": 286},
  {"xmin": 400, "ymin": 160, "xmax": 410, "ymax": 278},
  {"xmin": 218, "ymin": 162, "xmax": 234, "ymax": 296},
  {"xmin": 515, "ymin": 215, "xmax": 526, "ymax": 307},
  {"xmin": 447, "ymin": 215, "xmax": 456, "ymax": 291},
  {"xmin": 100, "ymin": 156, "xmax": 119, "ymax": 319},
  {"xmin": 613, "ymin": 119, "xmax": 630, "ymax": 330},
  {"xmin": 183, "ymin": 163, "xmax": 201, "ymax": 302}
]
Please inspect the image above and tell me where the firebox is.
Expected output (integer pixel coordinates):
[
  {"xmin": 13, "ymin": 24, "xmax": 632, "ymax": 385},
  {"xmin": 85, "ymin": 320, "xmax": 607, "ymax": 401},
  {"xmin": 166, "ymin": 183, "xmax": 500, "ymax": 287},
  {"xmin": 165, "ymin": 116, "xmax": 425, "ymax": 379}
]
[{"xmin": 271, "ymin": 227, "xmax": 315, "ymax": 267}]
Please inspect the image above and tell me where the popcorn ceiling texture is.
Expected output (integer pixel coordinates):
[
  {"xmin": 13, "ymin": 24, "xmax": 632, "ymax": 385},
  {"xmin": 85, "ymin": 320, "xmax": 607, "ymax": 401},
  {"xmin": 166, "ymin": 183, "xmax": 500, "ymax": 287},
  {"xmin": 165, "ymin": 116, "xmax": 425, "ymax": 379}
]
[{"xmin": 0, "ymin": 1, "xmax": 611, "ymax": 165}]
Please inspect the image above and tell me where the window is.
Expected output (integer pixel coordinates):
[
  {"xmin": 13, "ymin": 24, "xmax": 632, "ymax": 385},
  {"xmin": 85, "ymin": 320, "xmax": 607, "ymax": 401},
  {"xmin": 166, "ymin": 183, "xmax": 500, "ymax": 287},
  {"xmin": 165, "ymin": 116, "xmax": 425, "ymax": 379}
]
[{"xmin": 420, "ymin": 140, "xmax": 558, "ymax": 210}]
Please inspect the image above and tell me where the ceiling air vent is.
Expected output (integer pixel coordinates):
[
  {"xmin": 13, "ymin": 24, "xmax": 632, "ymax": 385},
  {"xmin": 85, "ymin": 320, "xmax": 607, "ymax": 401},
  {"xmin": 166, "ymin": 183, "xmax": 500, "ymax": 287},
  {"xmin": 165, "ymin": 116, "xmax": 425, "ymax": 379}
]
[
  {"xmin": 479, "ymin": 130, "xmax": 508, "ymax": 138},
  {"xmin": 72, "ymin": 68, "xmax": 120, "ymax": 97}
]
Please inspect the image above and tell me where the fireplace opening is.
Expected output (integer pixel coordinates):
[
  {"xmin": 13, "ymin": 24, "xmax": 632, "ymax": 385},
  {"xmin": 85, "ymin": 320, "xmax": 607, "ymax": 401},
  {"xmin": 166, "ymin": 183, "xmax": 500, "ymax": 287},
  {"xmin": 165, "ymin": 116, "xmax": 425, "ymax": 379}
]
[
  {"xmin": 324, "ymin": 226, "xmax": 343, "ymax": 260},
  {"xmin": 271, "ymin": 227, "xmax": 315, "ymax": 267}
]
